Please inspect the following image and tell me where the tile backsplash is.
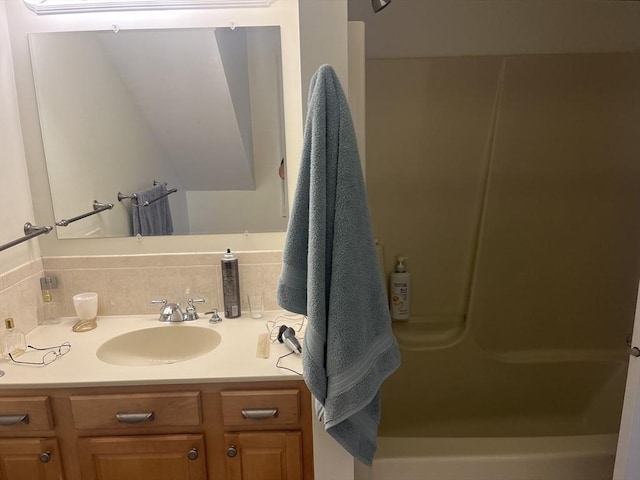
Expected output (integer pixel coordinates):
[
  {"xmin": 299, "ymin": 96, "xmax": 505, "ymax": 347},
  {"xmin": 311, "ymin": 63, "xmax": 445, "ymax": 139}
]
[
  {"xmin": 0, "ymin": 258, "xmax": 44, "ymax": 334},
  {"xmin": 0, "ymin": 251, "xmax": 283, "ymax": 333}
]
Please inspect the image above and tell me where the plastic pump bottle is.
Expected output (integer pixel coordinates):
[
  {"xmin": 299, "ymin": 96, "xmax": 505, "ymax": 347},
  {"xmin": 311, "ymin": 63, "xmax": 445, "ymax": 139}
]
[{"xmin": 390, "ymin": 257, "xmax": 411, "ymax": 321}]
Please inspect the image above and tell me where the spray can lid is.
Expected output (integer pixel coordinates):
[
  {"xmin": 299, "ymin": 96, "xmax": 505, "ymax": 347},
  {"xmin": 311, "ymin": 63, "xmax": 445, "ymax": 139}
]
[
  {"xmin": 395, "ymin": 257, "xmax": 407, "ymax": 273},
  {"xmin": 223, "ymin": 248, "xmax": 236, "ymax": 261}
]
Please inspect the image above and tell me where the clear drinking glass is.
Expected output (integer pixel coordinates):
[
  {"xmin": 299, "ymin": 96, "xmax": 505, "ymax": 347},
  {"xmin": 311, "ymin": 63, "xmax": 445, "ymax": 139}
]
[{"xmin": 247, "ymin": 291, "xmax": 264, "ymax": 319}]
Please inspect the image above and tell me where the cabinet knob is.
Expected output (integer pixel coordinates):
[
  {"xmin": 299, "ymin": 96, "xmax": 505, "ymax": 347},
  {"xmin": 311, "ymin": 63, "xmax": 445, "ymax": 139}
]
[
  {"xmin": 226, "ymin": 446, "xmax": 238, "ymax": 458},
  {"xmin": 187, "ymin": 448, "xmax": 198, "ymax": 460},
  {"xmin": 39, "ymin": 451, "xmax": 51, "ymax": 463},
  {"xmin": 631, "ymin": 346, "xmax": 640, "ymax": 358}
]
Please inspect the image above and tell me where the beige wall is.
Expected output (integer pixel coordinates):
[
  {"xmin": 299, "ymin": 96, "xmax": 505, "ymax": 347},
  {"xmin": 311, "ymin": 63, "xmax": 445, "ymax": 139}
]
[
  {"xmin": 0, "ymin": 2, "xmax": 40, "ymax": 274},
  {"xmin": 367, "ymin": 52, "xmax": 640, "ymax": 353}
]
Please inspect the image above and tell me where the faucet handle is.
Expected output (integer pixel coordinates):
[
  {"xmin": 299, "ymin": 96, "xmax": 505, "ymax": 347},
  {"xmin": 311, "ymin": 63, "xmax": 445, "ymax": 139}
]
[
  {"xmin": 151, "ymin": 299, "xmax": 168, "ymax": 308},
  {"xmin": 185, "ymin": 298, "xmax": 205, "ymax": 321}
]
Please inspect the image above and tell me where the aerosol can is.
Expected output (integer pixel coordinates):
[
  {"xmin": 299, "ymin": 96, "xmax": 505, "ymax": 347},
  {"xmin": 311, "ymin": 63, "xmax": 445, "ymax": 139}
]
[{"xmin": 221, "ymin": 249, "xmax": 241, "ymax": 318}]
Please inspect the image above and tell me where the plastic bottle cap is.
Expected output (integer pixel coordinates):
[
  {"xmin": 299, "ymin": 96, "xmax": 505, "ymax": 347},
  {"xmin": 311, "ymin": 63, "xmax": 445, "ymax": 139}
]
[
  {"xmin": 395, "ymin": 257, "xmax": 407, "ymax": 272},
  {"xmin": 4, "ymin": 318, "xmax": 14, "ymax": 330}
]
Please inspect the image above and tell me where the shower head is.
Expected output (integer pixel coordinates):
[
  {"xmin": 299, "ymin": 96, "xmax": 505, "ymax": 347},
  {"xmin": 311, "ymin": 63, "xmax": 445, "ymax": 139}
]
[{"xmin": 372, "ymin": 0, "xmax": 391, "ymax": 13}]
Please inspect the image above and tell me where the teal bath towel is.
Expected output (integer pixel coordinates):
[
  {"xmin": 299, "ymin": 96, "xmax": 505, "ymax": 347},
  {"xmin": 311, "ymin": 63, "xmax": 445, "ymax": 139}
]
[{"xmin": 277, "ymin": 65, "xmax": 401, "ymax": 465}]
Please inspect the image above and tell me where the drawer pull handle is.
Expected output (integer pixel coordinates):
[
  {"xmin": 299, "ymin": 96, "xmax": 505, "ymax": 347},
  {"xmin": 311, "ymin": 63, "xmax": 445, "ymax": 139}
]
[
  {"xmin": 39, "ymin": 451, "xmax": 51, "ymax": 463},
  {"xmin": 227, "ymin": 446, "xmax": 238, "ymax": 458},
  {"xmin": 241, "ymin": 408, "xmax": 278, "ymax": 420},
  {"xmin": 0, "ymin": 414, "xmax": 30, "ymax": 426},
  {"xmin": 187, "ymin": 448, "xmax": 198, "ymax": 460},
  {"xmin": 115, "ymin": 412, "xmax": 155, "ymax": 424}
]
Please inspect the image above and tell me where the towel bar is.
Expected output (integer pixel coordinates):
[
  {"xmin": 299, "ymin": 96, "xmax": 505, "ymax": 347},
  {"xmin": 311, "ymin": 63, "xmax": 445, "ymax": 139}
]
[
  {"xmin": 118, "ymin": 185, "xmax": 177, "ymax": 207},
  {"xmin": 0, "ymin": 223, "xmax": 53, "ymax": 252},
  {"xmin": 56, "ymin": 200, "xmax": 114, "ymax": 227},
  {"xmin": 139, "ymin": 188, "xmax": 177, "ymax": 207}
]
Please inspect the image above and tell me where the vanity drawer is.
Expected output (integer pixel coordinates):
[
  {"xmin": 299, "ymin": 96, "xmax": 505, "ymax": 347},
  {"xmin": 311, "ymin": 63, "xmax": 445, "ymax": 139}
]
[
  {"xmin": 0, "ymin": 396, "xmax": 54, "ymax": 432},
  {"xmin": 221, "ymin": 389, "xmax": 300, "ymax": 428},
  {"xmin": 70, "ymin": 392, "xmax": 202, "ymax": 429}
]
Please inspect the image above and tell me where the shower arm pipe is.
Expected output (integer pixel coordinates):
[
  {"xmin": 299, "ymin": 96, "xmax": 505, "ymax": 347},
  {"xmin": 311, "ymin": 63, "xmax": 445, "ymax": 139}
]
[
  {"xmin": 55, "ymin": 201, "xmax": 114, "ymax": 227},
  {"xmin": 0, "ymin": 223, "xmax": 53, "ymax": 253}
]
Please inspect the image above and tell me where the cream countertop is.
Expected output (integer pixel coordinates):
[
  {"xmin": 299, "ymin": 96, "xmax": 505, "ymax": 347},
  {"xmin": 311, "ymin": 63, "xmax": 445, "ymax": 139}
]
[{"xmin": 0, "ymin": 311, "xmax": 305, "ymax": 389}]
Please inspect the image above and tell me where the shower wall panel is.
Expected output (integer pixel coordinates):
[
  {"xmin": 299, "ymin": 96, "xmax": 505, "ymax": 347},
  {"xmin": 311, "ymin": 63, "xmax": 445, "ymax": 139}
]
[
  {"xmin": 366, "ymin": 52, "xmax": 640, "ymax": 354},
  {"xmin": 469, "ymin": 53, "xmax": 640, "ymax": 354}
]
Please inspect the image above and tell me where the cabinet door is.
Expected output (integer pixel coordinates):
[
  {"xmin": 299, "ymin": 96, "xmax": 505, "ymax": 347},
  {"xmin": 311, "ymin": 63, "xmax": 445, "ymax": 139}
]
[
  {"xmin": 224, "ymin": 432, "xmax": 302, "ymax": 480},
  {"xmin": 77, "ymin": 434, "xmax": 205, "ymax": 480},
  {"xmin": 0, "ymin": 438, "xmax": 63, "ymax": 480}
]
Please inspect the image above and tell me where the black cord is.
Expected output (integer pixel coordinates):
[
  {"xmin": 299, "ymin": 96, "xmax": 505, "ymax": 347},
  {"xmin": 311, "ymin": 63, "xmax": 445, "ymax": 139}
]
[{"xmin": 276, "ymin": 351, "xmax": 302, "ymax": 376}]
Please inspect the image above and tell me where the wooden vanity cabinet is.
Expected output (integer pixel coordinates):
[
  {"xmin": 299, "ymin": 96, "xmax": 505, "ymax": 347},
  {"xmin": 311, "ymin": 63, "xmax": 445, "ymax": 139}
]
[
  {"xmin": 76, "ymin": 434, "xmax": 207, "ymax": 480},
  {"xmin": 224, "ymin": 432, "xmax": 303, "ymax": 480},
  {"xmin": 0, "ymin": 380, "xmax": 313, "ymax": 480},
  {"xmin": 0, "ymin": 396, "xmax": 64, "ymax": 480},
  {"xmin": 0, "ymin": 438, "xmax": 64, "ymax": 480},
  {"xmin": 71, "ymin": 391, "xmax": 206, "ymax": 480},
  {"xmin": 221, "ymin": 389, "xmax": 307, "ymax": 480}
]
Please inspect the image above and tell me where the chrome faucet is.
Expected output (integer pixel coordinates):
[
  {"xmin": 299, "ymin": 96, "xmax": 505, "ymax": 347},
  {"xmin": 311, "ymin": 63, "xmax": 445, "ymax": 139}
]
[
  {"xmin": 151, "ymin": 298, "xmax": 205, "ymax": 322},
  {"xmin": 151, "ymin": 300, "xmax": 185, "ymax": 322},
  {"xmin": 162, "ymin": 303, "xmax": 185, "ymax": 322}
]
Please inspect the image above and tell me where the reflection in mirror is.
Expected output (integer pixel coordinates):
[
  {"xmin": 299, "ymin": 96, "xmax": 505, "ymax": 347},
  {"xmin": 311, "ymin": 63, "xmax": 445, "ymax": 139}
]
[{"xmin": 29, "ymin": 26, "xmax": 288, "ymax": 239}]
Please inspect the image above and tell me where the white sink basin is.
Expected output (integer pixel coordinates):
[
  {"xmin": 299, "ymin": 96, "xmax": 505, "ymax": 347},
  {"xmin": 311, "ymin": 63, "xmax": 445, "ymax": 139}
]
[{"xmin": 96, "ymin": 325, "xmax": 222, "ymax": 366}]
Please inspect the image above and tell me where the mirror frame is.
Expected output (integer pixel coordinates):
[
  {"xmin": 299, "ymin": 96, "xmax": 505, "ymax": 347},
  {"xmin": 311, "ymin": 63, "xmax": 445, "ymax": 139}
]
[
  {"xmin": 5, "ymin": 0, "xmax": 303, "ymax": 255},
  {"xmin": 22, "ymin": 0, "xmax": 274, "ymax": 15}
]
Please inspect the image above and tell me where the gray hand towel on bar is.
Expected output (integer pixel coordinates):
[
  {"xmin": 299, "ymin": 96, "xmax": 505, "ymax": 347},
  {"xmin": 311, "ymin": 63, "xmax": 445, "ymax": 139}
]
[
  {"xmin": 276, "ymin": 64, "xmax": 401, "ymax": 466},
  {"xmin": 132, "ymin": 183, "xmax": 174, "ymax": 236}
]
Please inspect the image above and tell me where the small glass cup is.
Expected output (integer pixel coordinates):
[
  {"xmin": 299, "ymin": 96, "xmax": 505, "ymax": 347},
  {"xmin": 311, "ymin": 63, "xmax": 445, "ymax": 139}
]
[
  {"xmin": 72, "ymin": 292, "xmax": 98, "ymax": 332},
  {"xmin": 247, "ymin": 291, "xmax": 264, "ymax": 319}
]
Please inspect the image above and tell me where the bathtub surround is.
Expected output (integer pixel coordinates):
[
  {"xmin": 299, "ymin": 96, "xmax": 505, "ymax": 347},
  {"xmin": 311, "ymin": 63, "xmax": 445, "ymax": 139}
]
[
  {"xmin": 362, "ymin": 51, "xmax": 640, "ymax": 478},
  {"xmin": 361, "ymin": 435, "xmax": 620, "ymax": 480},
  {"xmin": 278, "ymin": 65, "xmax": 400, "ymax": 465},
  {"xmin": 367, "ymin": 52, "xmax": 640, "ymax": 353},
  {"xmin": 0, "ymin": 251, "xmax": 284, "ymax": 334}
]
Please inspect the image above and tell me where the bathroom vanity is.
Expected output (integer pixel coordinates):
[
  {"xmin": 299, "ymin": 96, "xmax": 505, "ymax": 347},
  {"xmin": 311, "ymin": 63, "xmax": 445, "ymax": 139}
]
[
  {"xmin": 0, "ymin": 0, "xmax": 359, "ymax": 477},
  {"xmin": 0, "ymin": 314, "xmax": 313, "ymax": 480}
]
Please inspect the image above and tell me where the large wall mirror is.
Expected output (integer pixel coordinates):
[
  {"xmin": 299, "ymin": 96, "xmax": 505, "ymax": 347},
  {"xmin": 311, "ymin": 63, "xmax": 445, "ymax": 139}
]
[{"xmin": 29, "ymin": 25, "xmax": 288, "ymax": 239}]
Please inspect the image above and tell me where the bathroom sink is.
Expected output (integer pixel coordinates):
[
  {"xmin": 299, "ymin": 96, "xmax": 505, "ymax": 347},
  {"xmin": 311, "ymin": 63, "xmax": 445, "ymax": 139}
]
[{"xmin": 96, "ymin": 325, "xmax": 222, "ymax": 366}]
